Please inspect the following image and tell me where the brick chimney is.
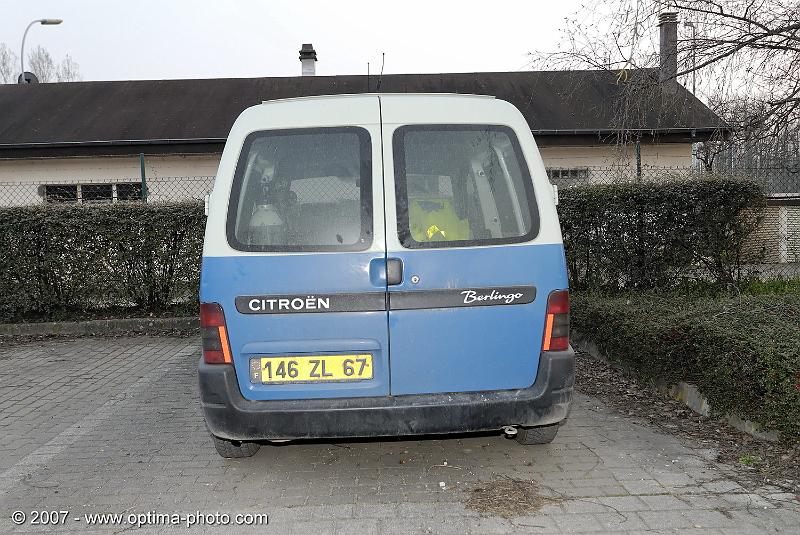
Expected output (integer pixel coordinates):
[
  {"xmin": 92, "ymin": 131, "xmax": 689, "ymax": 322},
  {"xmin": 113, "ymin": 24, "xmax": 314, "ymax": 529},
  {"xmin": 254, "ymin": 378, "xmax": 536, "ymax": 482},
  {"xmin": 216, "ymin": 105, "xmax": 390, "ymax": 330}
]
[
  {"xmin": 658, "ymin": 12, "xmax": 679, "ymax": 91},
  {"xmin": 299, "ymin": 44, "xmax": 317, "ymax": 76}
]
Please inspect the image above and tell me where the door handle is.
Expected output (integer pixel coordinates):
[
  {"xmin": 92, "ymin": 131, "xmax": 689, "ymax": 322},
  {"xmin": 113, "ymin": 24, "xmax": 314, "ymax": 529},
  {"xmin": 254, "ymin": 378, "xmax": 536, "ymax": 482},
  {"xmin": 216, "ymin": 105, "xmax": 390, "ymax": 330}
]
[{"xmin": 386, "ymin": 258, "xmax": 403, "ymax": 286}]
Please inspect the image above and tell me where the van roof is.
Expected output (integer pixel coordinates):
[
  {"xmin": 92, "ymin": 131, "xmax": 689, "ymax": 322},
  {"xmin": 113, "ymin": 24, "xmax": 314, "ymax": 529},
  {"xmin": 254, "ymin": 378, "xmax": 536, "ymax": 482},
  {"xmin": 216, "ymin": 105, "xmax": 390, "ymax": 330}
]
[
  {"xmin": 233, "ymin": 93, "xmax": 522, "ymax": 135},
  {"xmin": 261, "ymin": 93, "xmax": 496, "ymax": 104}
]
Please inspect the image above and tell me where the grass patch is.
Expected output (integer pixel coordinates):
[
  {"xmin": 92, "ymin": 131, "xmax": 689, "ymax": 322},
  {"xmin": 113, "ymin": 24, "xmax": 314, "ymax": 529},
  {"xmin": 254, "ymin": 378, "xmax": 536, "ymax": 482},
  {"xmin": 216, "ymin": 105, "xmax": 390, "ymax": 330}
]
[
  {"xmin": 677, "ymin": 277, "xmax": 800, "ymax": 297},
  {"xmin": 738, "ymin": 453, "xmax": 761, "ymax": 467}
]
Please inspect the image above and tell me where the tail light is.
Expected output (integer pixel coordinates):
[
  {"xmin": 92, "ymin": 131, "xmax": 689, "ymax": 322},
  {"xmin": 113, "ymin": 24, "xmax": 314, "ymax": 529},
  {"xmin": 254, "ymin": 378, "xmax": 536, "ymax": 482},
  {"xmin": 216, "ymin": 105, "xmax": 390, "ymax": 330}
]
[
  {"xmin": 542, "ymin": 290, "xmax": 569, "ymax": 352},
  {"xmin": 200, "ymin": 303, "xmax": 232, "ymax": 364}
]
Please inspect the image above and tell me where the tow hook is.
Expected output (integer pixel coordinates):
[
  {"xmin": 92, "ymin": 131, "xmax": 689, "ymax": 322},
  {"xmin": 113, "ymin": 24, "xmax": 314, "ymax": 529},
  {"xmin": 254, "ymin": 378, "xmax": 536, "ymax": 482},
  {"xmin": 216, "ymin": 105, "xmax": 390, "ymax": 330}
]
[{"xmin": 502, "ymin": 425, "xmax": 518, "ymax": 437}]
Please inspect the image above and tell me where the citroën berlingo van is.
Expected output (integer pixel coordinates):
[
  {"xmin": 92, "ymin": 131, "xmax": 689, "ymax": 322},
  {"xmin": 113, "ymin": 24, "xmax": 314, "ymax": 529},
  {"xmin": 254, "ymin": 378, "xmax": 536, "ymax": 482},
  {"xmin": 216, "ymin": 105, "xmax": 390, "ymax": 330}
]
[{"xmin": 198, "ymin": 94, "xmax": 574, "ymax": 458}]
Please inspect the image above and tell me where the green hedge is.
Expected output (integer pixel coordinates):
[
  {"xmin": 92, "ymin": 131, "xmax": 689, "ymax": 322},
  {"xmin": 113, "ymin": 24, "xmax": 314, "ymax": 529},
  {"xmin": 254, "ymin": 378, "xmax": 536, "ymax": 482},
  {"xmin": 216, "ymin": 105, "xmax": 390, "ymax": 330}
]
[
  {"xmin": 572, "ymin": 293, "xmax": 800, "ymax": 442},
  {"xmin": 0, "ymin": 202, "xmax": 205, "ymax": 322},
  {"xmin": 559, "ymin": 179, "xmax": 765, "ymax": 292},
  {"xmin": 0, "ymin": 178, "xmax": 769, "ymax": 322}
]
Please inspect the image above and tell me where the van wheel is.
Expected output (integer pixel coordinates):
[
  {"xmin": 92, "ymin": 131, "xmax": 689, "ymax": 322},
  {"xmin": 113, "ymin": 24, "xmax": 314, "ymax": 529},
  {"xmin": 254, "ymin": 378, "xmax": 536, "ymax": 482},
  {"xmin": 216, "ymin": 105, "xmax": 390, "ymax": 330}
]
[
  {"xmin": 515, "ymin": 424, "xmax": 559, "ymax": 445},
  {"xmin": 211, "ymin": 435, "xmax": 260, "ymax": 458}
]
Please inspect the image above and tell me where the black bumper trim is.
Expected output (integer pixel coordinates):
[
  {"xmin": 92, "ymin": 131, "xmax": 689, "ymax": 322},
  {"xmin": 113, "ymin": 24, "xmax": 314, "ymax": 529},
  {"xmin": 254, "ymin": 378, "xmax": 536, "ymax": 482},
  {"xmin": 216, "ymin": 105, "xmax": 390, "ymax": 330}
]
[{"xmin": 199, "ymin": 348, "xmax": 575, "ymax": 441}]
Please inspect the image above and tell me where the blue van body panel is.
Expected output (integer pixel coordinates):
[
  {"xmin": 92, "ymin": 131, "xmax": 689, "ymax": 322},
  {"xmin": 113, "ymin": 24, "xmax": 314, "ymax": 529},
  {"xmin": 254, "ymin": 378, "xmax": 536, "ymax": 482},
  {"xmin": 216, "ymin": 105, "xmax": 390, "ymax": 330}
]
[
  {"xmin": 387, "ymin": 243, "xmax": 568, "ymax": 395},
  {"xmin": 201, "ymin": 243, "xmax": 568, "ymax": 400},
  {"xmin": 200, "ymin": 253, "xmax": 389, "ymax": 401}
]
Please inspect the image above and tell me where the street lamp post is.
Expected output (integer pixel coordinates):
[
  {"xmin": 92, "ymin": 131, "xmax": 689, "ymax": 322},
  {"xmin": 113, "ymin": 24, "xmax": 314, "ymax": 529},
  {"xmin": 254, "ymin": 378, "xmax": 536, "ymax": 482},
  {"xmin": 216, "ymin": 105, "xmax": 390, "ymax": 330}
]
[{"xmin": 19, "ymin": 18, "xmax": 63, "ymax": 84}]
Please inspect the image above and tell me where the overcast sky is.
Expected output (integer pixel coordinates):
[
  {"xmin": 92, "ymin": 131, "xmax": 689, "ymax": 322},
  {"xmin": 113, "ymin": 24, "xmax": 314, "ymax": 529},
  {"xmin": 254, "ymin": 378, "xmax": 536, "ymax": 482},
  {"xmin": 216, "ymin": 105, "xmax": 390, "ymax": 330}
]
[{"xmin": 2, "ymin": 0, "xmax": 582, "ymax": 81}]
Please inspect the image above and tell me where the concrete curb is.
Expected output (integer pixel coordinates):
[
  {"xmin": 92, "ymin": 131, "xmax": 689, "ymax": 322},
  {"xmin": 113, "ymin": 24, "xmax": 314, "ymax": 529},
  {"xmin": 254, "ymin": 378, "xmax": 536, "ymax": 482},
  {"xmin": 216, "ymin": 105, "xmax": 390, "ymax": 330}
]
[
  {"xmin": 0, "ymin": 316, "xmax": 198, "ymax": 337},
  {"xmin": 572, "ymin": 332, "xmax": 780, "ymax": 442}
]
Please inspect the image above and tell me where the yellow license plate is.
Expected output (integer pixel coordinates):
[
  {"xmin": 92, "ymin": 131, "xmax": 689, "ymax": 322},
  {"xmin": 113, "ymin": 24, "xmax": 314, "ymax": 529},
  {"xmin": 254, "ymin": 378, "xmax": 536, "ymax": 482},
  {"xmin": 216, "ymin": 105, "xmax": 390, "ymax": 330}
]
[{"xmin": 250, "ymin": 354, "xmax": 373, "ymax": 384}]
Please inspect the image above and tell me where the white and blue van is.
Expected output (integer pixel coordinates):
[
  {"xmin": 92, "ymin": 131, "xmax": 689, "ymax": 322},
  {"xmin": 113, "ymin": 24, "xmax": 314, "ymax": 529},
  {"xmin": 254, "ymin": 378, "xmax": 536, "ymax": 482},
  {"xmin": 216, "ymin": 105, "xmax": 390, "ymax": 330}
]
[{"xmin": 199, "ymin": 94, "xmax": 574, "ymax": 458}]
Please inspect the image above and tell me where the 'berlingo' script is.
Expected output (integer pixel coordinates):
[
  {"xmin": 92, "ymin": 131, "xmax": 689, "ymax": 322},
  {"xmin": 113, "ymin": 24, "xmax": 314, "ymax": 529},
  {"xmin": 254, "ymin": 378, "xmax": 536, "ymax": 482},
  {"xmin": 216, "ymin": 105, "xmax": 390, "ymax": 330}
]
[{"xmin": 460, "ymin": 289, "xmax": 524, "ymax": 305}]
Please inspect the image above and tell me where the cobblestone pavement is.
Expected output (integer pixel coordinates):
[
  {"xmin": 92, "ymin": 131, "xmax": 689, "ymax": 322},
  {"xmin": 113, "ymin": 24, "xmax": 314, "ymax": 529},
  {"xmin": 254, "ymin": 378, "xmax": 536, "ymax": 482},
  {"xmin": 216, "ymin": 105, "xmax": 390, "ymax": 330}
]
[{"xmin": 1, "ymin": 336, "xmax": 798, "ymax": 534}]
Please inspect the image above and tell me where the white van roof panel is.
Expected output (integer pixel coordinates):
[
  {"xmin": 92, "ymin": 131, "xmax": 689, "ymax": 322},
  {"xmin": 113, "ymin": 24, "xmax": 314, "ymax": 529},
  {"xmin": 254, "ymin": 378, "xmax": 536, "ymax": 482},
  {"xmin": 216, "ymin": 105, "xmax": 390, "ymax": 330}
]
[
  {"xmin": 231, "ymin": 93, "xmax": 522, "ymax": 136},
  {"xmin": 234, "ymin": 94, "xmax": 381, "ymax": 131},
  {"xmin": 261, "ymin": 93, "xmax": 495, "ymax": 105},
  {"xmin": 378, "ymin": 94, "xmax": 522, "ymax": 127}
]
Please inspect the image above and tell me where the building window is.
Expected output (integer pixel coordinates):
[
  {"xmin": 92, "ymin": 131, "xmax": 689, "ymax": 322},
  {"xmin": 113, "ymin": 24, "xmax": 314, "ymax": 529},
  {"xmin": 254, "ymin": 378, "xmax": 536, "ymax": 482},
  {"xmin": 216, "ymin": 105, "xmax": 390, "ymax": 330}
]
[
  {"xmin": 42, "ymin": 183, "xmax": 143, "ymax": 204},
  {"xmin": 546, "ymin": 168, "xmax": 589, "ymax": 181},
  {"xmin": 81, "ymin": 184, "xmax": 114, "ymax": 203},
  {"xmin": 43, "ymin": 184, "xmax": 79, "ymax": 204},
  {"xmin": 116, "ymin": 183, "xmax": 143, "ymax": 201}
]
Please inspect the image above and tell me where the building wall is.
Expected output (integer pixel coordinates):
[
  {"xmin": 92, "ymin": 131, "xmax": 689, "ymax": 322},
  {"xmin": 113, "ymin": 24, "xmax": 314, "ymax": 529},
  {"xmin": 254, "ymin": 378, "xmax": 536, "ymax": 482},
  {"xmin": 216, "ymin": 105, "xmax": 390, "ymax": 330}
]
[
  {"xmin": 0, "ymin": 153, "xmax": 221, "ymax": 182},
  {"xmin": 539, "ymin": 143, "xmax": 693, "ymax": 169},
  {"xmin": 788, "ymin": 206, "xmax": 800, "ymax": 263},
  {"xmin": 0, "ymin": 153, "xmax": 221, "ymax": 205},
  {"xmin": 0, "ymin": 143, "xmax": 693, "ymax": 183},
  {"xmin": 743, "ymin": 205, "xmax": 800, "ymax": 265},
  {"xmin": 0, "ymin": 143, "xmax": 693, "ymax": 206}
]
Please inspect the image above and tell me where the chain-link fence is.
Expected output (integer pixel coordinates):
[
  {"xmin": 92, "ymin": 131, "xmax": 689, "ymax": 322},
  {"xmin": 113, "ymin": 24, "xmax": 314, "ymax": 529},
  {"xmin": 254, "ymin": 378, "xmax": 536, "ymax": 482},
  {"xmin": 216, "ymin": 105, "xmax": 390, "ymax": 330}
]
[
  {"xmin": 546, "ymin": 165, "xmax": 800, "ymax": 194},
  {"xmin": 0, "ymin": 176, "xmax": 215, "ymax": 206},
  {"xmin": 0, "ymin": 167, "xmax": 797, "ymax": 276}
]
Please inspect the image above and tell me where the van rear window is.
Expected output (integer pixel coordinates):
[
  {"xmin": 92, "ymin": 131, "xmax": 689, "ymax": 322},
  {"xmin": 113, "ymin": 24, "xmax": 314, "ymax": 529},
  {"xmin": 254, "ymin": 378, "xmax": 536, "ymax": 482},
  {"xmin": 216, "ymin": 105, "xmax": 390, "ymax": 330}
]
[
  {"xmin": 227, "ymin": 127, "xmax": 373, "ymax": 252},
  {"xmin": 393, "ymin": 125, "xmax": 539, "ymax": 249}
]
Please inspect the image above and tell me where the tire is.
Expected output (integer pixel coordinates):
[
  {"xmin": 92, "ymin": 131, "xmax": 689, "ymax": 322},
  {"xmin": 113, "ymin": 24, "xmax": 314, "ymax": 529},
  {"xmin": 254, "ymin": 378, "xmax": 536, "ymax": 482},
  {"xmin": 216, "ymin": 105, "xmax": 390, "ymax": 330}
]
[
  {"xmin": 211, "ymin": 435, "xmax": 260, "ymax": 458},
  {"xmin": 515, "ymin": 423, "xmax": 559, "ymax": 445}
]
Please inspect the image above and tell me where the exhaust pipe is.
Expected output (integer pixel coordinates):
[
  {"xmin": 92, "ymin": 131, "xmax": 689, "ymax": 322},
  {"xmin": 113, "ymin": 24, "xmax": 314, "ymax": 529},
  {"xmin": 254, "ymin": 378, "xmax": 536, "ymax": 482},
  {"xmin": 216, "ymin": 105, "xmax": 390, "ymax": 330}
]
[{"xmin": 503, "ymin": 425, "xmax": 518, "ymax": 437}]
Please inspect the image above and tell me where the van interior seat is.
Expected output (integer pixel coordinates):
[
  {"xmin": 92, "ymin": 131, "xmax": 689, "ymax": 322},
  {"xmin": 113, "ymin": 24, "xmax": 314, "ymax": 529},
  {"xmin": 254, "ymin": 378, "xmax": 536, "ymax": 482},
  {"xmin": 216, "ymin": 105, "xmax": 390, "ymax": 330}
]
[{"xmin": 293, "ymin": 200, "xmax": 361, "ymax": 245}]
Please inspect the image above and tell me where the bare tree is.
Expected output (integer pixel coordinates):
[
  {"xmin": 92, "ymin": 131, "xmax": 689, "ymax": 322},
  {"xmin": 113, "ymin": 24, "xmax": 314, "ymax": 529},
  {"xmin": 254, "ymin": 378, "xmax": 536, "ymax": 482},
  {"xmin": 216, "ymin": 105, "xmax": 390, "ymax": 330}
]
[
  {"xmin": 27, "ymin": 45, "xmax": 57, "ymax": 82},
  {"xmin": 0, "ymin": 43, "xmax": 18, "ymax": 83},
  {"xmin": 692, "ymin": 95, "xmax": 771, "ymax": 170},
  {"xmin": 57, "ymin": 54, "xmax": 82, "ymax": 82},
  {"xmin": 531, "ymin": 1, "xmax": 800, "ymax": 139},
  {"xmin": 0, "ymin": 42, "xmax": 82, "ymax": 83}
]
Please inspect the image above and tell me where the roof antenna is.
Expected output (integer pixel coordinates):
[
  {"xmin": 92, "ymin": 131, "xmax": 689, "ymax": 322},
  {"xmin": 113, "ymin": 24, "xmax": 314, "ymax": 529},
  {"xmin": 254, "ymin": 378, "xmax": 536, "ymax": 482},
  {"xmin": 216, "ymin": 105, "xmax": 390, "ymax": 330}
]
[
  {"xmin": 366, "ymin": 62, "xmax": 370, "ymax": 92},
  {"xmin": 376, "ymin": 53, "xmax": 385, "ymax": 92}
]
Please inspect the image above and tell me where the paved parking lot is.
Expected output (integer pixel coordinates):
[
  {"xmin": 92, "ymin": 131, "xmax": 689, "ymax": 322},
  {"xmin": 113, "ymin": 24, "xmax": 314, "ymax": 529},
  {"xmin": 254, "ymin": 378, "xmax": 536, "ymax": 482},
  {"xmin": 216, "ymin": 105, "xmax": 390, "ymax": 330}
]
[{"xmin": 0, "ymin": 336, "xmax": 797, "ymax": 534}]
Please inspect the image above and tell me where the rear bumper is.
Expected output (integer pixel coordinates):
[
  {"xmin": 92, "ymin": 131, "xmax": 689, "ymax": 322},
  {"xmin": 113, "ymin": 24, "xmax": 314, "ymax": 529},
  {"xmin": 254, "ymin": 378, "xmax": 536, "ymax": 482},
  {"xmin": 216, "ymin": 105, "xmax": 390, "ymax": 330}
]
[{"xmin": 198, "ymin": 348, "xmax": 575, "ymax": 441}]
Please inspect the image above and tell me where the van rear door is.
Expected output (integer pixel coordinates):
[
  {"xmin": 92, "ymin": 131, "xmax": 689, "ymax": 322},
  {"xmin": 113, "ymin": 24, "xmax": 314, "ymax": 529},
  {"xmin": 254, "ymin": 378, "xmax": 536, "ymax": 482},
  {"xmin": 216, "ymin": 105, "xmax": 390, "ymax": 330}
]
[
  {"xmin": 380, "ymin": 96, "xmax": 565, "ymax": 395},
  {"xmin": 201, "ymin": 96, "xmax": 389, "ymax": 401}
]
